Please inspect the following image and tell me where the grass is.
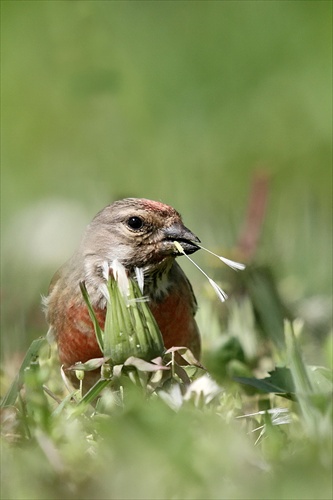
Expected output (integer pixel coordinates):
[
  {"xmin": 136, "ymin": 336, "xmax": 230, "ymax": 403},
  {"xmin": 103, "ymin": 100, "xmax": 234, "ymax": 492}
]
[
  {"xmin": 1, "ymin": 263, "xmax": 332, "ymax": 499},
  {"xmin": 1, "ymin": 1, "xmax": 332, "ymax": 499}
]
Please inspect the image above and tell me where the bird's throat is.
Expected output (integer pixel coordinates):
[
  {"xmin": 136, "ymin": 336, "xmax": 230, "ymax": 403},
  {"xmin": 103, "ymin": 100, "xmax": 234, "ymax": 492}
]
[{"xmin": 142, "ymin": 258, "xmax": 175, "ymax": 303}]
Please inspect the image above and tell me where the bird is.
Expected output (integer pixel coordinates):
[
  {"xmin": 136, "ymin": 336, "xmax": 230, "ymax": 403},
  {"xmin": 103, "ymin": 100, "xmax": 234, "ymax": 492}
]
[{"xmin": 44, "ymin": 198, "xmax": 201, "ymax": 386}]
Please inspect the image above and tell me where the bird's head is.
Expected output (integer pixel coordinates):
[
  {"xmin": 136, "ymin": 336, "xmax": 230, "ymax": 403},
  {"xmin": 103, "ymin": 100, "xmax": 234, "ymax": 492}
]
[{"xmin": 80, "ymin": 198, "xmax": 200, "ymax": 274}]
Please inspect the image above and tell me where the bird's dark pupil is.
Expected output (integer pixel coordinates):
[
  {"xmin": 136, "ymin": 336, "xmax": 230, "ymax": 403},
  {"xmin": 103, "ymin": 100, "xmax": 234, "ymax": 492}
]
[{"xmin": 127, "ymin": 216, "xmax": 143, "ymax": 229}]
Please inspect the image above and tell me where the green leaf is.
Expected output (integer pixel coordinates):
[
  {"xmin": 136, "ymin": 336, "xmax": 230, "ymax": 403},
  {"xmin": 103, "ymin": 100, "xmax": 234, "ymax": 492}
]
[
  {"xmin": 1, "ymin": 337, "xmax": 47, "ymax": 408},
  {"xmin": 76, "ymin": 379, "xmax": 111, "ymax": 408},
  {"xmin": 309, "ymin": 366, "xmax": 333, "ymax": 391},
  {"xmin": 80, "ymin": 281, "xmax": 104, "ymax": 352},
  {"xmin": 244, "ymin": 266, "xmax": 289, "ymax": 349},
  {"xmin": 234, "ymin": 367, "xmax": 295, "ymax": 398},
  {"xmin": 284, "ymin": 320, "xmax": 313, "ymax": 394}
]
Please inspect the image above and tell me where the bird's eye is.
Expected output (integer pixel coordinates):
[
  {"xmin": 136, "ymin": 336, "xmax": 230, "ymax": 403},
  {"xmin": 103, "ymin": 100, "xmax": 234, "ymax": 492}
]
[{"xmin": 126, "ymin": 216, "xmax": 144, "ymax": 230}]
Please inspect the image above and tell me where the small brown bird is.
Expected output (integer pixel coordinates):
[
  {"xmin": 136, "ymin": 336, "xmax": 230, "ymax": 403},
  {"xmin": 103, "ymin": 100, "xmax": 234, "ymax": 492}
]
[{"xmin": 44, "ymin": 198, "xmax": 201, "ymax": 381}]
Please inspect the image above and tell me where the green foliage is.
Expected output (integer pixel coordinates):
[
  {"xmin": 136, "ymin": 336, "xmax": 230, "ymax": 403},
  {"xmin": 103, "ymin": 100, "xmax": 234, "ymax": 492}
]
[
  {"xmin": 0, "ymin": 337, "xmax": 46, "ymax": 408},
  {"xmin": 1, "ymin": 310, "xmax": 332, "ymax": 499},
  {"xmin": 234, "ymin": 366, "xmax": 296, "ymax": 398}
]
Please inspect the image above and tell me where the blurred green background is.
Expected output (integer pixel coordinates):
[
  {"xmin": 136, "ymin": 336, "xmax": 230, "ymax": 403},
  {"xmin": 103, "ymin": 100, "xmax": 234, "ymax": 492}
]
[{"xmin": 1, "ymin": 1, "xmax": 332, "ymax": 357}]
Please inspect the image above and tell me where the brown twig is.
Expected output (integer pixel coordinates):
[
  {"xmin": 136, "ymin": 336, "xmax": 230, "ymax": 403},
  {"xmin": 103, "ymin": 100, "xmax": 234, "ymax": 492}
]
[{"xmin": 237, "ymin": 170, "xmax": 270, "ymax": 261}]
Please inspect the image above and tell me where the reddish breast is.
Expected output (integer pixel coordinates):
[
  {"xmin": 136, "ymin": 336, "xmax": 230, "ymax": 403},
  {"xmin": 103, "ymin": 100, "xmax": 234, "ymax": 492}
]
[
  {"xmin": 57, "ymin": 291, "xmax": 200, "ymax": 369},
  {"xmin": 57, "ymin": 303, "xmax": 105, "ymax": 368},
  {"xmin": 149, "ymin": 292, "xmax": 200, "ymax": 358}
]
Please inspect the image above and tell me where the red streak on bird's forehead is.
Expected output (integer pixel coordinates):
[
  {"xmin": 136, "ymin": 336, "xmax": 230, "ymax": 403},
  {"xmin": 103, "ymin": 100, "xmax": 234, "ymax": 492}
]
[{"xmin": 140, "ymin": 199, "xmax": 177, "ymax": 216}]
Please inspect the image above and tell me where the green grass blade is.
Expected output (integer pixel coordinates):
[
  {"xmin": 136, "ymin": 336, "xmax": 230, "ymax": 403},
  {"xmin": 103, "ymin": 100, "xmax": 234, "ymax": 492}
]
[
  {"xmin": 1, "ymin": 337, "xmax": 47, "ymax": 408},
  {"xmin": 80, "ymin": 281, "xmax": 104, "ymax": 352},
  {"xmin": 76, "ymin": 379, "xmax": 111, "ymax": 407},
  {"xmin": 285, "ymin": 320, "xmax": 313, "ymax": 394}
]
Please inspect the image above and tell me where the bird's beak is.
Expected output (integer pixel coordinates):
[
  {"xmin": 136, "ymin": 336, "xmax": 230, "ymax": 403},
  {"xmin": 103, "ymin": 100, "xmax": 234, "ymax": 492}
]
[{"xmin": 162, "ymin": 223, "xmax": 200, "ymax": 255}]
